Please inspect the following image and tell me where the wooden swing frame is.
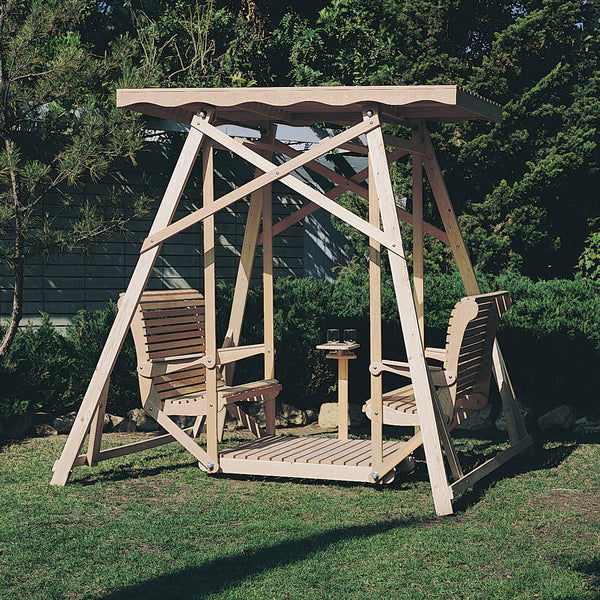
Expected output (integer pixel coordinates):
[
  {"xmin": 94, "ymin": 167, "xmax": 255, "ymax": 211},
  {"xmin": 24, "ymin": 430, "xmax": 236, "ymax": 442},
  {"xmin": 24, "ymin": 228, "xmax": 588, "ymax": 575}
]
[{"xmin": 51, "ymin": 86, "xmax": 532, "ymax": 516}]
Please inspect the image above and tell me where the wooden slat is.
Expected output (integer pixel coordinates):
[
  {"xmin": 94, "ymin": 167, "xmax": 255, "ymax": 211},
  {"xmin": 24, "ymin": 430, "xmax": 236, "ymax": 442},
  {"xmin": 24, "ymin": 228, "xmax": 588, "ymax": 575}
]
[
  {"xmin": 297, "ymin": 440, "xmax": 339, "ymax": 463},
  {"xmin": 142, "ymin": 308, "xmax": 205, "ymax": 321},
  {"xmin": 314, "ymin": 440, "xmax": 360, "ymax": 465}
]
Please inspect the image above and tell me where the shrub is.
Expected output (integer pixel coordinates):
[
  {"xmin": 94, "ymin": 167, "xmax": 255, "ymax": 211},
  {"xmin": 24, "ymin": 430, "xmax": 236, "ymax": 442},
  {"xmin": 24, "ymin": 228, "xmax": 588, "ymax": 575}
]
[
  {"xmin": 65, "ymin": 302, "xmax": 138, "ymax": 416},
  {"xmin": 0, "ymin": 314, "xmax": 76, "ymax": 417},
  {"xmin": 2, "ymin": 269, "xmax": 600, "ymax": 423}
]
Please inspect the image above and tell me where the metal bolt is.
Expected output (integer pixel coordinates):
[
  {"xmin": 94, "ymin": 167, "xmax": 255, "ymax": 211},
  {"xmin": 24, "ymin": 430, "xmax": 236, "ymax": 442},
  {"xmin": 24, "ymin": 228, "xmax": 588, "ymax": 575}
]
[
  {"xmin": 207, "ymin": 461, "xmax": 215, "ymax": 470},
  {"xmin": 374, "ymin": 411, "xmax": 378, "ymax": 416},
  {"xmin": 199, "ymin": 111, "xmax": 207, "ymax": 118},
  {"xmin": 150, "ymin": 239, "xmax": 154, "ymax": 243},
  {"xmin": 371, "ymin": 471, "xmax": 379, "ymax": 480},
  {"xmin": 367, "ymin": 110, "xmax": 373, "ymax": 117},
  {"xmin": 276, "ymin": 171, "xmax": 279, "ymax": 175},
  {"xmin": 267, "ymin": 348, "xmax": 271, "ymax": 353},
  {"xmin": 149, "ymin": 406, "xmax": 154, "ymax": 411}
]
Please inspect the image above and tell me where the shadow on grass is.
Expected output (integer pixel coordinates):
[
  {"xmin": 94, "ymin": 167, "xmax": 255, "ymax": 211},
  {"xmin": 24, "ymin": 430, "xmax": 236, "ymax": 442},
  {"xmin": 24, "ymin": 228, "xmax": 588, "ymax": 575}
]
[{"xmin": 95, "ymin": 518, "xmax": 418, "ymax": 600}]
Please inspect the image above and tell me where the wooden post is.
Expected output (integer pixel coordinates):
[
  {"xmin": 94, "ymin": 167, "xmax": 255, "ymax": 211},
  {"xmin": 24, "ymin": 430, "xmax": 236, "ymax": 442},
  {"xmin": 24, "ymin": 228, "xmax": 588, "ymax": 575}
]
[
  {"xmin": 51, "ymin": 112, "xmax": 209, "ymax": 485},
  {"xmin": 412, "ymin": 122, "xmax": 425, "ymax": 341},
  {"xmin": 365, "ymin": 108, "xmax": 453, "ymax": 516},
  {"xmin": 203, "ymin": 142, "xmax": 219, "ymax": 467},
  {"xmin": 222, "ymin": 177, "xmax": 264, "ymax": 385},
  {"xmin": 369, "ymin": 153, "xmax": 384, "ymax": 467},
  {"xmin": 262, "ymin": 125, "xmax": 276, "ymax": 435}
]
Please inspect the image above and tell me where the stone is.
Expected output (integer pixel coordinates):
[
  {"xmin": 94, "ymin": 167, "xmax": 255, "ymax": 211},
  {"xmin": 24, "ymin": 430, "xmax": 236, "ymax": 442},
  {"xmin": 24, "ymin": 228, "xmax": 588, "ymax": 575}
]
[
  {"xmin": 305, "ymin": 409, "xmax": 318, "ymax": 423},
  {"xmin": 537, "ymin": 404, "xmax": 577, "ymax": 431},
  {"xmin": 573, "ymin": 419, "xmax": 600, "ymax": 435},
  {"xmin": 318, "ymin": 403, "xmax": 339, "ymax": 429},
  {"xmin": 107, "ymin": 414, "xmax": 126, "ymax": 430},
  {"xmin": 102, "ymin": 413, "xmax": 112, "ymax": 432},
  {"xmin": 456, "ymin": 405, "xmax": 493, "ymax": 431},
  {"xmin": 127, "ymin": 408, "xmax": 160, "ymax": 432},
  {"xmin": 172, "ymin": 416, "xmax": 196, "ymax": 429},
  {"xmin": 279, "ymin": 403, "xmax": 308, "ymax": 427},
  {"xmin": 34, "ymin": 423, "xmax": 58, "ymax": 437},
  {"xmin": 53, "ymin": 412, "xmax": 77, "ymax": 434},
  {"xmin": 117, "ymin": 418, "xmax": 137, "ymax": 432},
  {"xmin": 495, "ymin": 404, "xmax": 531, "ymax": 432}
]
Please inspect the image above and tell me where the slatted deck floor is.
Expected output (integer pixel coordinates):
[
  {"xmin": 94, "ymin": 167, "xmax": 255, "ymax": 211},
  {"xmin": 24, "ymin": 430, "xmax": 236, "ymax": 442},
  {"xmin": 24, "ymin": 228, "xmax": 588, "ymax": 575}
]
[{"xmin": 219, "ymin": 435, "xmax": 413, "ymax": 483}]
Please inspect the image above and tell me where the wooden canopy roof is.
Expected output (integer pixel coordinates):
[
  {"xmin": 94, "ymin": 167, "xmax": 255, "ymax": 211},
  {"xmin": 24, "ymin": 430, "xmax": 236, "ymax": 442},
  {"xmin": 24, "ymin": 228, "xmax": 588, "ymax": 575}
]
[{"xmin": 116, "ymin": 85, "xmax": 502, "ymax": 126}]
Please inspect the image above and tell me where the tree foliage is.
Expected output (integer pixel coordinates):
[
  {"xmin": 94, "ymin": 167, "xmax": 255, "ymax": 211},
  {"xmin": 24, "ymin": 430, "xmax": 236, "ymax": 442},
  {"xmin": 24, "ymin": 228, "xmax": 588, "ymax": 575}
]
[
  {"xmin": 130, "ymin": 0, "xmax": 600, "ymax": 280},
  {"xmin": 0, "ymin": 0, "xmax": 159, "ymax": 356}
]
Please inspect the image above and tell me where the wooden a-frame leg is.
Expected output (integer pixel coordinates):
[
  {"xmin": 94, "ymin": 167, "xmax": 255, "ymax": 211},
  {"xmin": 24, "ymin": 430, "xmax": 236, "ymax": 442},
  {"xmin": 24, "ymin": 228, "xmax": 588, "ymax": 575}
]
[
  {"xmin": 86, "ymin": 379, "xmax": 109, "ymax": 467},
  {"xmin": 217, "ymin": 407, "xmax": 227, "ymax": 443},
  {"xmin": 51, "ymin": 114, "xmax": 209, "ymax": 485},
  {"xmin": 223, "ymin": 185, "xmax": 262, "ymax": 385},
  {"xmin": 417, "ymin": 121, "xmax": 529, "ymax": 445},
  {"xmin": 192, "ymin": 415, "xmax": 206, "ymax": 438},
  {"xmin": 365, "ymin": 108, "xmax": 454, "ymax": 516}
]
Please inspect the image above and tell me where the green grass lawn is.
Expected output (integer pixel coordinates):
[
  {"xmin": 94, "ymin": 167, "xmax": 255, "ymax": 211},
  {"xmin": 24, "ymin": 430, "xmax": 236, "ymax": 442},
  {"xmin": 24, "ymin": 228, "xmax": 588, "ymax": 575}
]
[{"xmin": 1, "ymin": 429, "xmax": 599, "ymax": 599}]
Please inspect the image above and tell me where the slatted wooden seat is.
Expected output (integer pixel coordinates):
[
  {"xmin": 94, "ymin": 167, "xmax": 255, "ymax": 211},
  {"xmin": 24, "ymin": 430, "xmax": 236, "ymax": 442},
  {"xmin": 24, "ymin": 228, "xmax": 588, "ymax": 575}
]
[
  {"xmin": 124, "ymin": 289, "xmax": 282, "ymax": 442},
  {"xmin": 364, "ymin": 291, "xmax": 511, "ymax": 429}
]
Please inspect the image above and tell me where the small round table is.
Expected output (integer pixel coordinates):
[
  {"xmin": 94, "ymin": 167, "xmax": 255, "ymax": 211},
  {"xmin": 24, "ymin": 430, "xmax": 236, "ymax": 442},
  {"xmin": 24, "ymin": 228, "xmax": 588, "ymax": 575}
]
[{"xmin": 316, "ymin": 342, "xmax": 359, "ymax": 439}]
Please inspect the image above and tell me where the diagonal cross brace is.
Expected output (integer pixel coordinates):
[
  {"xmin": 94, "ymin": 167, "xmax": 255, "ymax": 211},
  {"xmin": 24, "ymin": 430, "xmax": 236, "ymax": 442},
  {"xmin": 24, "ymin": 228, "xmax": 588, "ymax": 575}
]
[{"xmin": 140, "ymin": 113, "xmax": 405, "ymax": 258}]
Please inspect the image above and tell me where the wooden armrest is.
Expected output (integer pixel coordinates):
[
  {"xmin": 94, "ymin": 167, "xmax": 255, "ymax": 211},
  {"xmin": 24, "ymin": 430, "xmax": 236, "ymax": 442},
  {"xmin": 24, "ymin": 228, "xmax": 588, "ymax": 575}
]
[
  {"xmin": 216, "ymin": 344, "xmax": 266, "ymax": 365},
  {"xmin": 219, "ymin": 379, "xmax": 282, "ymax": 403},
  {"xmin": 425, "ymin": 347, "xmax": 446, "ymax": 362},
  {"xmin": 370, "ymin": 360, "xmax": 410, "ymax": 377},
  {"xmin": 370, "ymin": 359, "xmax": 455, "ymax": 387},
  {"xmin": 138, "ymin": 354, "xmax": 206, "ymax": 377},
  {"xmin": 138, "ymin": 344, "xmax": 268, "ymax": 378}
]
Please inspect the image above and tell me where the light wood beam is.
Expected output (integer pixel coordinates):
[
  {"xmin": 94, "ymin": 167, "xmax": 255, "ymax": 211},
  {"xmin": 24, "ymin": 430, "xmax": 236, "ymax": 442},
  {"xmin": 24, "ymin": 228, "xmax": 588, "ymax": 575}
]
[
  {"xmin": 50, "ymin": 113, "xmax": 209, "ymax": 485},
  {"xmin": 369, "ymin": 153, "xmax": 383, "ymax": 467},
  {"xmin": 203, "ymin": 142, "xmax": 219, "ymax": 466},
  {"xmin": 141, "ymin": 116, "xmax": 384, "ymax": 252},
  {"xmin": 365, "ymin": 108, "xmax": 454, "ymax": 516},
  {"xmin": 418, "ymin": 121, "xmax": 529, "ymax": 445}
]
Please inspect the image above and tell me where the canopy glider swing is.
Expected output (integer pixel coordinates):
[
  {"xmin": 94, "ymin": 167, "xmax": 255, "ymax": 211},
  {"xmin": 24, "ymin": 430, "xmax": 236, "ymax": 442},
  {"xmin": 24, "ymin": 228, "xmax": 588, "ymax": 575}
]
[{"xmin": 51, "ymin": 86, "xmax": 532, "ymax": 516}]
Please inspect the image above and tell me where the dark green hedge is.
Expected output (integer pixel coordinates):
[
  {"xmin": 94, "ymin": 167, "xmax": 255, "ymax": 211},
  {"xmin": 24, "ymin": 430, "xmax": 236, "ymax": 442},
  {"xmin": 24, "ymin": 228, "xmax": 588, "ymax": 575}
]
[{"xmin": 2, "ymin": 269, "xmax": 600, "ymax": 423}]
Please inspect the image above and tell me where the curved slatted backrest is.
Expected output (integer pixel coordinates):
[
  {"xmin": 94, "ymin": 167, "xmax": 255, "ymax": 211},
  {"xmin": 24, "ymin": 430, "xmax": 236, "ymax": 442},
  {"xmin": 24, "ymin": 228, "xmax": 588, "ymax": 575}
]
[
  {"xmin": 126, "ymin": 289, "xmax": 224, "ymax": 404},
  {"xmin": 444, "ymin": 291, "xmax": 511, "ymax": 412}
]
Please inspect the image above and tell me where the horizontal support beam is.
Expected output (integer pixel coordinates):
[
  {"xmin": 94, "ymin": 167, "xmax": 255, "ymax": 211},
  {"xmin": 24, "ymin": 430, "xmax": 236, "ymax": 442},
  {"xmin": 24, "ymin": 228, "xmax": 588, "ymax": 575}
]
[
  {"xmin": 70, "ymin": 427, "xmax": 196, "ymax": 467},
  {"xmin": 383, "ymin": 133, "xmax": 427, "ymax": 155}
]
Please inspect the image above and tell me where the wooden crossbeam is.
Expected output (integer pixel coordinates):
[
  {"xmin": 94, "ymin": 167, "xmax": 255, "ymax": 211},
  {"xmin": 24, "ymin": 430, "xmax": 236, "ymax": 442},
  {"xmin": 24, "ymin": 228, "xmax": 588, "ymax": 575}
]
[{"xmin": 140, "ymin": 115, "xmax": 385, "ymax": 253}]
